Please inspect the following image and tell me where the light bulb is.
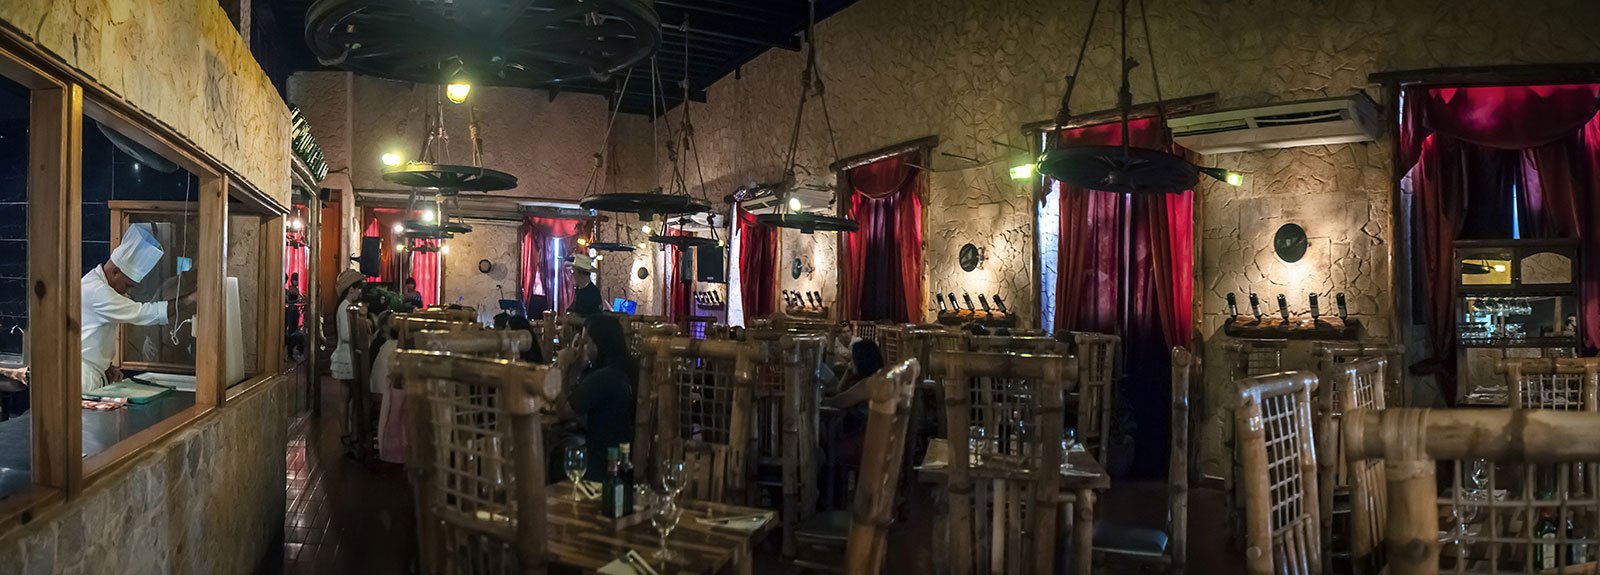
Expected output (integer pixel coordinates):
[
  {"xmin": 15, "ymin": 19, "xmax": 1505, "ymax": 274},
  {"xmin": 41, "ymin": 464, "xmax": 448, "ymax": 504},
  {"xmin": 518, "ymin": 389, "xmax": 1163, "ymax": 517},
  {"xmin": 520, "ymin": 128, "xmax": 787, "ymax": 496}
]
[
  {"xmin": 788, "ymin": 197, "xmax": 803, "ymax": 211},
  {"xmin": 1009, "ymin": 163, "xmax": 1035, "ymax": 180},
  {"xmin": 641, "ymin": 224, "xmax": 652, "ymax": 235},
  {"xmin": 396, "ymin": 243, "xmax": 405, "ymax": 252},
  {"xmin": 381, "ymin": 152, "xmax": 402, "ymax": 167},
  {"xmin": 1493, "ymin": 264, "xmax": 1507, "ymax": 272},
  {"xmin": 392, "ymin": 223, "xmax": 404, "ymax": 233},
  {"xmin": 446, "ymin": 82, "xmax": 471, "ymax": 104},
  {"xmin": 1225, "ymin": 171, "xmax": 1245, "ymax": 186},
  {"xmin": 422, "ymin": 210, "xmax": 436, "ymax": 223},
  {"xmin": 594, "ymin": 254, "xmax": 604, "ymax": 262},
  {"xmin": 635, "ymin": 242, "xmax": 647, "ymax": 250},
  {"xmin": 290, "ymin": 219, "xmax": 302, "ymax": 230},
  {"xmin": 441, "ymin": 244, "xmax": 450, "ymax": 255}
]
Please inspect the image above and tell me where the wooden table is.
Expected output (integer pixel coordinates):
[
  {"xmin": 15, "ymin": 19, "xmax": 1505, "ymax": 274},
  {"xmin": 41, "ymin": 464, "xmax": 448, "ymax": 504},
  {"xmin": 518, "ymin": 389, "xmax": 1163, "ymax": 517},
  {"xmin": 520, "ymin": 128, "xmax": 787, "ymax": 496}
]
[
  {"xmin": 918, "ymin": 449, "xmax": 1111, "ymax": 575},
  {"xmin": 546, "ymin": 482, "xmax": 775, "ymax": 575}
]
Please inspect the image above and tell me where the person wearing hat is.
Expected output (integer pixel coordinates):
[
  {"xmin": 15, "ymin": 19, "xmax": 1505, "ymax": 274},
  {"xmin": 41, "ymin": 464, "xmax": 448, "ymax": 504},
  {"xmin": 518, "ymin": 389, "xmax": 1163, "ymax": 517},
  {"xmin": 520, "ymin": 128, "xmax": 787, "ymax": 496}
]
[
  {"xmin": 567, "ymin": 254, "xmax": 603, "ymax": 317},
  {"xmin": 81, "ymin": 225, "xmax": 193, "ymax": 391},
  {"xmin": 330, "ymin": 269, "xmax": 366, "ymax": 384}
]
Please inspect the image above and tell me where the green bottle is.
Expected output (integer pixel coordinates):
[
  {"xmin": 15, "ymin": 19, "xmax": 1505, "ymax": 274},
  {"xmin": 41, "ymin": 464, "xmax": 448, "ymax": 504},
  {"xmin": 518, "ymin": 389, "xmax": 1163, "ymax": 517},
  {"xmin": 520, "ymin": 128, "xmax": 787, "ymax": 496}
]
[
  {"xmin": 602, "ymin": 447, "xmax": 625, "ymax": 519},
  {"xmin": 1535, "ymin": 505, "xmax": 1558, "ymax": 570},
  {"xmin": 619, "ymin": 443, "xmax": 636, "ymax": 513}
]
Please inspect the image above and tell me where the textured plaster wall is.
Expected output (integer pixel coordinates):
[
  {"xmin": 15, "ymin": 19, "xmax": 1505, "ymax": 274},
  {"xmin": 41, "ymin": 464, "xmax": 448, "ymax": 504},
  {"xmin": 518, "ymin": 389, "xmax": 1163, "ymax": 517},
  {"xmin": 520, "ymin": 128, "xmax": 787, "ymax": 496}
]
[
  {"xmin": 228, "ymin": 214, "xmax": 261, "ymax": 372},
  {"xmin": 651, "ymin": 0, "xmax": 1600, "ymax": 481},
  {"xmin": 0, "ymin": 0, "xmax": 289, "ymax": 206},
  {"xmin": 441, "ymin": 220, "xmax": 520, "ymax": 324},
  {"xmin": 0, "ymin": 378, "xmax": 289, "ymax": 574},
  {"xmin": 345, "ymin": 76, "xmax": 656, "ymax": 199}
]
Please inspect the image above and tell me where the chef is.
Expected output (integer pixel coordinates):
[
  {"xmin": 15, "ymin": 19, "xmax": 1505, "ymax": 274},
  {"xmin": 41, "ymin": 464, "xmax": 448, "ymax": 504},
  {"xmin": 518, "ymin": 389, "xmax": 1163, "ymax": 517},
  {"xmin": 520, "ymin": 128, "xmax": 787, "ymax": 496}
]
[{"xmin": 81, "ymin": 225, "xmax": 192, "ymax": 391}]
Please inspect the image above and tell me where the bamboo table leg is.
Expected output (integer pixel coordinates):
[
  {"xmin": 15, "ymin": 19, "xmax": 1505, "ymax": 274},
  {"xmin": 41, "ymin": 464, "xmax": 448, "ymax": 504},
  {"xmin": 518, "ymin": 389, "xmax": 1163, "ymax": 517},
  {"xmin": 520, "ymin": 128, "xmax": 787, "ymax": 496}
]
[{"xmin": 1074, "ymin": 488, "xmax": 1096, "ymax": 575}]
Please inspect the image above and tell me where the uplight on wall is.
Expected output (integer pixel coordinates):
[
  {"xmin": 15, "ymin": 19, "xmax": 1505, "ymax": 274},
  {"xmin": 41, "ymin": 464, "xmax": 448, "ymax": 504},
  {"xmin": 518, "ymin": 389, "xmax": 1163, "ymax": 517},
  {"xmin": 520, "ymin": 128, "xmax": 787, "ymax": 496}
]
[
  {"xmin": 446, "ymin": 82, "xmax": 472, "ymax": 104},
  {"xmin": 1009, "ymin": 163, "xmax": 1036, "ymax": 180},
  {"xmin": 381, "ymin": 152, "xmax": 403, "ymax": 167},
  {"xmin": 1199, "ymin": 166, "xmax": 1244, "ymax": 187}
]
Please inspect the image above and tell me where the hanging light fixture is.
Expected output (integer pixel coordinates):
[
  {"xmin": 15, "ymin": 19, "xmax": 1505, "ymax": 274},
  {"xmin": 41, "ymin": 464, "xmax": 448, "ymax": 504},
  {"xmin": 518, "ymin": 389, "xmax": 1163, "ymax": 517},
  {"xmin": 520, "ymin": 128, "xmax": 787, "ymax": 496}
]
[
  {"xmin": 755, "ymin": 0, "xmax": 857, "ymax": 234},
  {"xmin": 1035, "ymin": 0, "xmax": 1233, "ymax": 194}
]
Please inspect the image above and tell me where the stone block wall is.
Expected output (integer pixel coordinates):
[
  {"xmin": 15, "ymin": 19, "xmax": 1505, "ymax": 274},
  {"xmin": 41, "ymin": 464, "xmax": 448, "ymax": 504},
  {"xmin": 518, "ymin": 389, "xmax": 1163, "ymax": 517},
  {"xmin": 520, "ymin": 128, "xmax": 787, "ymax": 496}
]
[
  {"xmin": 0, "ymin": 377, "xmax": 290, "ymax": 575},
  {"xmin": 0, "ymin": 0, "xmax": 289, "ymax": 206},
  {"xmin": 441, "ymin": 220, "xmax": 521, "ymax": 323},
  {"xmin": 643, "ymin": 0, "xmax": 1600, "ymax": 480}
]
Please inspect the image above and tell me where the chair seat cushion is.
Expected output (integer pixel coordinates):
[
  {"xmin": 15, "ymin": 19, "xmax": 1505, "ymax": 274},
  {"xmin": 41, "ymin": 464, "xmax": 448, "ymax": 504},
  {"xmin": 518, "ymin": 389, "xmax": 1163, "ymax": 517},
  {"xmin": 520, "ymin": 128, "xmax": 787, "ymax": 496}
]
[
  {"xmin": 1092, "ymin": 520, "xmax": 1169, "ymax": 557},
  {"xmin": 794, "ymin": 510, "xmax": 852, "ymax": 542}
]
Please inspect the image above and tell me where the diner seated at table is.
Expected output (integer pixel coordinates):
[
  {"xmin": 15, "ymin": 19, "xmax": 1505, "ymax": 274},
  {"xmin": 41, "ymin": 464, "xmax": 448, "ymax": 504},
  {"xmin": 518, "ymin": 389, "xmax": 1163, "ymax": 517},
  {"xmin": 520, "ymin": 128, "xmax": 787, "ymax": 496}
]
[
  {"xmin": 505, "ymin": 315, "xmax": 545, "ymax": 365},
  {"xmin": 545, "ymin": 313, "xmax": 635, "ymax": 480},
  {"xmin": 824, "ymin": 339, "xmax": 885, "ymax": 465}
]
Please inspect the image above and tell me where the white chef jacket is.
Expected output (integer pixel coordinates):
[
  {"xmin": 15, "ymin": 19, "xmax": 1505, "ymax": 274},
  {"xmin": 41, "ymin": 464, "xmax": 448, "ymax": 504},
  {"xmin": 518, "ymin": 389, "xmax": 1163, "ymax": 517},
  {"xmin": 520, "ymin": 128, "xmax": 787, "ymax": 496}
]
[{"xmin": 81, "ymin": 266, "xmax": 169, "ymax": 391}]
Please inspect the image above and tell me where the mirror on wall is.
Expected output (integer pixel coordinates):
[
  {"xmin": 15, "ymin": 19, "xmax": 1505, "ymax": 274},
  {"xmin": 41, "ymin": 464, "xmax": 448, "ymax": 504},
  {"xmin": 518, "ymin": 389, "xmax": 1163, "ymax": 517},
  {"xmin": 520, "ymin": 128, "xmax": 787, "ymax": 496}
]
[
  {"xmin": 791, "ymin": 257, "xmax": 803, "ymax": 279},
  {"xmin": 477, "ymin": 259, "xmax": 492, "ymax": 274},
  {"xmin": 636, "ymin": 266, "xmax": 649, "ymax": 280},
  {"xmin": 1274, "ymin": 224, "xmax": 1307, "ymax": 263}
]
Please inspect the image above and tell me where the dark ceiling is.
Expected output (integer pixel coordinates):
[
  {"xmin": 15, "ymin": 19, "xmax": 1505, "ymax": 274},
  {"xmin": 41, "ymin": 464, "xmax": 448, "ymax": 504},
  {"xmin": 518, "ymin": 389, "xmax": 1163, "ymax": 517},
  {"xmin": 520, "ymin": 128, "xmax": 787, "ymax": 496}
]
[{"xmin": 270, "ymin": 0, "xmax": 858, "ymax": 116}]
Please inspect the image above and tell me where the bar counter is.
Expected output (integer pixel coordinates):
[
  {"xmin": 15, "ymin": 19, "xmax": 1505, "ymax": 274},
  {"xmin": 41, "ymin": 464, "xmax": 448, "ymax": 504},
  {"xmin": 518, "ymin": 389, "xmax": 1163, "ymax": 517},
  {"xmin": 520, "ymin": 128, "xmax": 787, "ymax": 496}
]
[{"xmin": 0, "ymin": 390, "xmax": 196, "ymax": 496}]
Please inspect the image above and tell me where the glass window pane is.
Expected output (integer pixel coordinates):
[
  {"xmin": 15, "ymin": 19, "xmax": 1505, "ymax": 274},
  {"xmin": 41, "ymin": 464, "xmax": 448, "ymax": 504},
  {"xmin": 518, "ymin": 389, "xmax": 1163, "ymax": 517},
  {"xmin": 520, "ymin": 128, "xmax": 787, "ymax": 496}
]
[
  {"xmin": 227, "ymin": 211, "xmax": 262, "ymax": 385},
  {"xmin": 0, "ymin": 73, "xmax": 32, "ymax": 500},
  {"xmin": 79, "ymin": 115, "xmax": 202, "ymax": 458}
]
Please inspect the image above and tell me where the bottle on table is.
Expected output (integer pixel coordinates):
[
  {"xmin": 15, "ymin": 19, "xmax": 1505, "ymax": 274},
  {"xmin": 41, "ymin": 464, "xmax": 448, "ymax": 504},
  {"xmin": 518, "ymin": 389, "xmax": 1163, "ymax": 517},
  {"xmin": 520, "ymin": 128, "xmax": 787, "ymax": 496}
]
[
  {"xmin": 603, "ymin": 447, "xmax": 626, "ymax": 519},
  {"xmin": 619, "ymin": 443, "xmax": 636, "ymax": 513}
]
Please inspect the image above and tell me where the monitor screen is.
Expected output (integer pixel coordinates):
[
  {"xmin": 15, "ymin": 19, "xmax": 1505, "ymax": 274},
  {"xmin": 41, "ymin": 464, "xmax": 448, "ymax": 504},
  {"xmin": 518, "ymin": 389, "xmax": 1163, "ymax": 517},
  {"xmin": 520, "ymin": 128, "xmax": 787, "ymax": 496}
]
[{"xmin": 622, "ymin": 300, "xmax": 638, "ymax": 314}]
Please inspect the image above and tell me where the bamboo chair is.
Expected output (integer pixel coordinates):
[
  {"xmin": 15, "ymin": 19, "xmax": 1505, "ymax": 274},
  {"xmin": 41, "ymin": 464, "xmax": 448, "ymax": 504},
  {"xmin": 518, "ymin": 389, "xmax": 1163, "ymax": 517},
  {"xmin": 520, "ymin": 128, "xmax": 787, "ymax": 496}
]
[
  {"xmin": 682, "ymin": 315, "xmax": 717, "ymax": 340},
  {"xmin": 970, "ymin": 335, "xmax": 1065, "ymax": 354},
  {"xmin": 1338, "ymin": 358, "xmax": 1389, "ymax": 575},
  {"xmin": 1235, "ymin": 371, "xmax": 1322, "ymax": 575},
  {"xmin": 1226, "ymin": 338, "xmax": 1291, "ymax": 547},
  {"xmin": 935, "ymin": 350, "xmax": 1076, "ymax": 575},
  {"xmin": 792, "ymin": 358, "xmax": 922, "ymax": 574},
  {"xmin": 395, "ymin": 350, "xmax": 552, "ymax": 575},
  {"xmin": 1092, "ymin": 347, "xmax": 1194, "ymax": 574},
  {"xmin": 1345, "ymin": 408, "xmax": 1600, "ymax": 575},
  {"xmin": 851, "ymin": 321, "xmax": 882, "ymax": 346},
  {"xmin": 746, "ymin": 330, "xmax": 828, "ymax": 558},
  {"xmin": 641, "ymin": 335, "xmax": 757, "ymax": 504},
  {"xmin": 1069, "ymin": 332, "xmax": 1119, "ymax": 463},
  {"xmin": 625, "ymin": 323, "xmax": 679, "ymax": 475},
  {"xmin": 346, "ymin": 303, "xmax": 378, "ymax": 462},
  {"xmin": 415, "ymin": 306, "xmax": 480, "ymax": 323},
  {"xmin": 1497, "ymin": 357, "xmax": 1600, "ymax": 411}
]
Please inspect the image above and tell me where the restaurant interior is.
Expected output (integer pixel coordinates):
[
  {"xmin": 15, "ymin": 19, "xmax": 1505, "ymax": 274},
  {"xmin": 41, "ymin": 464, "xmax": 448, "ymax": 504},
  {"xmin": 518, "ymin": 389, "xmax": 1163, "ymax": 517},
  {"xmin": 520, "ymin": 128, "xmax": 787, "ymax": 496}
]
[{"xmin": 1, "ymin": 0, "xmax": 1600, "ymax": 574}]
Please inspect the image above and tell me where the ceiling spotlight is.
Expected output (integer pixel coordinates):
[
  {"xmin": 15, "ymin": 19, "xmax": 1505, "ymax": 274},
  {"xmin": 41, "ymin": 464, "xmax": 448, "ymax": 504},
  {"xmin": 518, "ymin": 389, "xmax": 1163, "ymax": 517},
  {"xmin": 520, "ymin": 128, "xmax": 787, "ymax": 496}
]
[
  {"xmin": 641, "ymin": 223, "xmax": 652, "ymax": 235},
  {"xmin": 788, "ymin": 197, "xmax": 803, "ymax": 211},
  {"xmin": 440, "ymin": 243, "xmax": 450, "ymax": 255},
  {"xmin": 392, "ymin": 223, "xmax": 405, "ymax": 233},
  {"xmin": 422, "ymin": 210, "xmax": 436, "ymax": 223},
  {"xmin": 446, "ymin": 82, "xmax": 472, "ymax": 104},
  {"xmin": 381, "ymin": 152, "xmax": 402, "ymax": 167},
  {"xmin": 577, "ymin": 238, "xmax": 590, "ymax": 247},
  {"xmin": 396, "ymin": 243, "xmax": 405, "ymax": 252}
]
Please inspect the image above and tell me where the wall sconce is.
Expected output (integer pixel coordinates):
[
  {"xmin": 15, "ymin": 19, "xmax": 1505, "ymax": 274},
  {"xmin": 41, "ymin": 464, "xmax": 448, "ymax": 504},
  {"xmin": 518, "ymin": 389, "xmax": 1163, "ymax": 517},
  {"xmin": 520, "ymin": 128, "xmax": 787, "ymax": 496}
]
[
  {"xmin": 1274, "ymin": 223, "xmax": 1308, "ymax": 263},
  {"xmin": 959, "ymin": 243, "xmax": 987, "ymax": 272}
]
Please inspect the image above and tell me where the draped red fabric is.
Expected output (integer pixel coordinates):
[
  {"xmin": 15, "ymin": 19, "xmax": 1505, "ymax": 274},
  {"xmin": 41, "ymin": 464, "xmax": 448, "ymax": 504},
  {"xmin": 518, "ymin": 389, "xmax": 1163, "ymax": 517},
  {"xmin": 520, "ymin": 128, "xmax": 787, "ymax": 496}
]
[
  {"xmin": 1053, "ymin": 117, "xmax": 1185, "ymax": 339},
  {"xmin": 517, "ymin": 217, "xmax": 584, "ymax": 314},
  {"xmin": 410, "ymin": 239, "xmax": 441, "ymax": 307},
  {"xmin": 1403, "ymin": 83, "xmax": 1600, "ymax": 401},
  {"xmin": 842, "ymin": 150, "xmax": 925, "ymax": 322},
  {"xmin": 362, "ymin": 207, "xmax": 405, "ymax": 282},
  {"xmin": 737, "ymin": 208, "xmax": 777, "ymax": 319},
  {"xmin": 1142, "ymin": 191, "xmax": 1195, "ymax": 349},
  {"xmin": 667, "ymin": 229, "xmax": 694, "ymax": 321}
]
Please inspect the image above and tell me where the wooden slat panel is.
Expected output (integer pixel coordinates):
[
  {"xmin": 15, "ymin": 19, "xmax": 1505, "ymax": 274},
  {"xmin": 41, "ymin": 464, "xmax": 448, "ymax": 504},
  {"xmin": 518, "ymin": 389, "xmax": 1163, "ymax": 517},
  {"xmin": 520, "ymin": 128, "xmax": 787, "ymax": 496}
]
[
  {"xmin": 194, "ymin": 175, "xmax": 228, "ymax": 408},
  {"xmin": 27, "ymin": 82, "xmax": 82, "ymax": 494}
]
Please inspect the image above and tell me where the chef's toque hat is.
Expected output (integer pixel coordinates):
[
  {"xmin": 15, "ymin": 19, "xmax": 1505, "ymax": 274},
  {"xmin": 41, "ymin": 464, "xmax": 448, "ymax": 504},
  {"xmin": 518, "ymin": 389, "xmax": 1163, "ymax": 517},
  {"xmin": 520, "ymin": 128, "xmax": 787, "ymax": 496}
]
[{"xmin": 111, "ymin": 224, "xmax": 164, "ymax": 282}]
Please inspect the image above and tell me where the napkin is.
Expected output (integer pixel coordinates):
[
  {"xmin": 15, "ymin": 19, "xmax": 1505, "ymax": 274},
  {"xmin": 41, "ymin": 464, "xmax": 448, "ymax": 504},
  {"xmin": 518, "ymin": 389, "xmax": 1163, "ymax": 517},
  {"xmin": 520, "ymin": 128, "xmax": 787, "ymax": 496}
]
[
  {"xmin": 574, "ymin": 480, "xmax": 603, "ymax": 500},
  {"xmin": 694, "ymin": 511, "xmax": 774, "ymax": 532},
  {"xmin": 598, "ymin": 550, "xmax": 659, "ymax": 575}
]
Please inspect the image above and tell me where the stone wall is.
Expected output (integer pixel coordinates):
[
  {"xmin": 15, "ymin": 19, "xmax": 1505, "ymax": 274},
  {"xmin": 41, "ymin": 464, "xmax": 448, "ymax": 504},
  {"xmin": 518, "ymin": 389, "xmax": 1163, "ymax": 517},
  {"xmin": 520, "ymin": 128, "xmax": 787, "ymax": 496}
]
[
  {"xmin": 0, "ymin": 0, "xmax": 289, "ymax": 206},
  {"xmin": 441, "ymin": 219, "xmax": 521, "ymax": 324},
  {"xmin": 0, "ymin": 378, "xmax": 290, "ymax": 575},
  {"xmin": 649, "ymin": 0, "xmax": 1600, "ymax": 480}
]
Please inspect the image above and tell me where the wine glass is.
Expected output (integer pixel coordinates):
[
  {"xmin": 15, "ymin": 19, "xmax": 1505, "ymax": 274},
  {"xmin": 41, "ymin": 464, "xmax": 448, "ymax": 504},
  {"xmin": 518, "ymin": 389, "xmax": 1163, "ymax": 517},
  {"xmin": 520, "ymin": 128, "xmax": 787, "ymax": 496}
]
[
  {"xmin": 564, "ymin": 446, "xmax": 587, "ymax": 502},
  {"xmin": 969, "ymin": 425, "xmax": 988, "ymax": 466},
  {"xmin": 660, "ymin": 459, "xmax": 686, "ymax": 499},
  {"xmin": 1062, "ymin": 428, "xmax": 1078, "ymax": 472},
  {"xmin": 651, "ymin": 496, "xmax": 682, "ymax": 562}
]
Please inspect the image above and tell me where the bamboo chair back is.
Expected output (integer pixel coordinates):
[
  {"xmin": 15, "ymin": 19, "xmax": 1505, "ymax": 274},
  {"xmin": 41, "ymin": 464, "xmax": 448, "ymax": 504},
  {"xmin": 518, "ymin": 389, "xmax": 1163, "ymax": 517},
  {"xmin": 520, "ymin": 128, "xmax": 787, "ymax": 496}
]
[
  {"xmin": 1228, "ymin": 339, "xmax": 1289, "ymax": 379},
  {"xmin": 842, "ymin": 358, "xmax": 923, "ymax": 575},
  {"xmin": 1345, "ymin": 408, "xmax": 1600, "ymax": 575},
  {"xmin": 970, "ymin": 335, "xmax": 1065, "ymax": 354},
  {"xmin": 1497, "ymin": 357, "xmax": 1600, "ymax": 411},
  {"xmin": 682, "ymin": 315, "xmax": 717, "ymax": 340},
  {"xmin": 642, "ymin": 336, "xmax": 757, "ymax": 504},
  {"xmin": 746, "ymin": 330, "xmax": 827, "ymax": 556},
  {"xmin": 1070, "ymin": 332, "xmax": 1118, "ymax": 462},
  {"xmin": 927, "ymin": 328, "xmax": 970, "ymax": 354},
  {"xmin": 935, "ymin": 350, "xmax": 1076, "ymax": 575},
  {"xmin": 1339, "ymin": 358, "xmax": 1388, "ymax": 575},
  {"xmin": 877, "ymin": 324, "xmax": 917, "ymax": 367},
  {"xmin": 395, "ymin": 350, "xmax": 553, "ymax": 575},
  {"xmin": 1235, "ymin": 370, "xmax": 1322, "ymax": 575},
  {"xmin": 1168, "ymin": 347, "xmax": 1194, "ymax": 574},
  {"xmin": 851, "ymin": 321, "xmax": 882, "ymax": 345},
  {"xmin": 626, "ymin": 323, "xmax": 680, "ymax": 474},
  {"xmin": 415, "ymin": 306, "xmax": 479, "ymax": 322},
  {"xmin": 349, "ymin": 303, "xmax": 375, "ymax": 389},
  {"xmin": 393, "ymin": 314, "xmax": 481, "ymax": 349},
  {"xmin": 412, "ymin": 331, "xmax": 532, "ymax": 361}
]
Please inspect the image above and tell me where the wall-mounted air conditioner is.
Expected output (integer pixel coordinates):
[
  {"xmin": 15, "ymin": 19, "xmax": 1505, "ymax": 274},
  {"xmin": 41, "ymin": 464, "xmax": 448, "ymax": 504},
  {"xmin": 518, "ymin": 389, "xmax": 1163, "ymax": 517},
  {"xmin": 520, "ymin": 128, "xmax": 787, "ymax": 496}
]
[{"xmin": 1168, "ymin": 93, "xmax": 1380, "ymax": 154}]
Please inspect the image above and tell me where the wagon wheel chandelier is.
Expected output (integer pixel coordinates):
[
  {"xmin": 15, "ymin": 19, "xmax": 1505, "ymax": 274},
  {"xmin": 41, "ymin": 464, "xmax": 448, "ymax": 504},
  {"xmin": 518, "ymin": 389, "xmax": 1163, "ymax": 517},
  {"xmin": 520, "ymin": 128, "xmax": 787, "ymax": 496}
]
[
  {"xmin": 305, "ymin": 0, "xmax": 660, "ymax": 88},
  {"xmin": 1033, "ymin": 0, "xmax": 1233, "ymax": 194},
  {"xmin": 756, "ymin": 0, "xmax": 857, "ymax": 234},
  {"xmin": 390, "ymin": 87, "xmax": 509, "ymax": 250}
]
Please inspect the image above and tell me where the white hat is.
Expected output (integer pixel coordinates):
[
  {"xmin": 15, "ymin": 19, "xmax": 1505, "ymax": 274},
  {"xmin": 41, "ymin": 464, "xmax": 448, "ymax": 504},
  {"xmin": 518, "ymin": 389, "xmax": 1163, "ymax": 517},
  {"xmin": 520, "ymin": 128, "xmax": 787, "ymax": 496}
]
[
  {"xmin": 568, "ymin": 254, "xmax": 598, "ymax": 274},
  {"xmin": 111, "ymin": 224, "xmax": 164, "ymax": 282}
]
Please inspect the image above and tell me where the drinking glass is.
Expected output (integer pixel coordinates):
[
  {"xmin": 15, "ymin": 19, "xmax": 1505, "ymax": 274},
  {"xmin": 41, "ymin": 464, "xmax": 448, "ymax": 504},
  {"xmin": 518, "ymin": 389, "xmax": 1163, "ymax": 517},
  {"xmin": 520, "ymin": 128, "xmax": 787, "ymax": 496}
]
[
  {"xmin": 660, "ymin": 460, "xmax": 686, "ymax": 498},
  {"xmin": 651, "ymin": 496, "xmax": 682, "ymax": 561},
  {"xmin": 564, "ymin": 446, "xmax": 587, "ymax": 502},
  {"xmin": 969, "ymin": 426, "xmax": 988, "ymax": 466}
]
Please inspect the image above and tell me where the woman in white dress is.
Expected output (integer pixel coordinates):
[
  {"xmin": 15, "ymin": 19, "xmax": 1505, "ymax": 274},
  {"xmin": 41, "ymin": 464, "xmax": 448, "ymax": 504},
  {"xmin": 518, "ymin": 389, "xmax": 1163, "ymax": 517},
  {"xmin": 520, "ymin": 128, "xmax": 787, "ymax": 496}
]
[{"xmin": 330, "ymin": 270, "xmax": 365, "ymax": 445}]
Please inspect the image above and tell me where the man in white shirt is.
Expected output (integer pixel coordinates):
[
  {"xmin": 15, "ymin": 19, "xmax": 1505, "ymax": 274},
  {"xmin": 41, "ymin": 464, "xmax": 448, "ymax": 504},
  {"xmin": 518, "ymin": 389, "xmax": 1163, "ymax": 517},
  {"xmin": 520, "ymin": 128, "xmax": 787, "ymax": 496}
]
[{"xmin": 80, "ymin": 225, "xmax": 192, "ymax": 391}]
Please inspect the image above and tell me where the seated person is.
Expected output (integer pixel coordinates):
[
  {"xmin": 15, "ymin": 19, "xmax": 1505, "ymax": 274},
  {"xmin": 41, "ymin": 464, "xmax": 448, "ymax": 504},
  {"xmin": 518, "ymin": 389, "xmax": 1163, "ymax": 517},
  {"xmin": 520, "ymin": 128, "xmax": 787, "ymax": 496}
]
[
  {"xmin": 822, "ymin": 339, "xmax": 885, "ymax": 465},
  {"xmin": 400, "ymin": 277, "xmax": 424, "ymax": 309},
  {"xmin": 506, "ymin": 315, "xmax": 546, "ymax": 365},
  {"xmin": 548, "ymin": 314, "xmax": 635, "ymax": 480}
]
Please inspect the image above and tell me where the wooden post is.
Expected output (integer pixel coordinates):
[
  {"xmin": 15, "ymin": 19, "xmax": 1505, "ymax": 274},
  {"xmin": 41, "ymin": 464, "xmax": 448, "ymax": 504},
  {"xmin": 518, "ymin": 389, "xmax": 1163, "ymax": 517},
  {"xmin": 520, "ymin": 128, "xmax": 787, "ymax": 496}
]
[
  {"xmin": 1237, "ymin": 382, "xmax": 1274, "ymax": 575},
  {"xmin": 27, "ymin": 81, "xmax": 82, "ymax": 495},
  {"xmin": 194, "ymin": 175, "xmax": 229, "ymax": 407},
  {"xmin": 1170, "ymin": 348, "xmax": 1194, "ymax": 575},
  {"xmin": 842, "ymin": 359, "xmax": 919, "ymax": 575},
  {"xmin": 943, "ymin": 360, "xmax": 974, "ymax": 575},
  {"xmin": 259, "ymin": 216, "xmax": 285, "ymax": 376}
]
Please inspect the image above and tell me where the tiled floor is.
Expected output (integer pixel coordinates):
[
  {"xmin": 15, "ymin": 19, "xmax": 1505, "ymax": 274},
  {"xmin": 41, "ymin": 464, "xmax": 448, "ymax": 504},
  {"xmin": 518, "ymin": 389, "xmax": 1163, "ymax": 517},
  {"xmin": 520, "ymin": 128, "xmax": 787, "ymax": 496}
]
[{"xmin": 261, "ymin": 377, "xmax": 1240, "ymax": 574}]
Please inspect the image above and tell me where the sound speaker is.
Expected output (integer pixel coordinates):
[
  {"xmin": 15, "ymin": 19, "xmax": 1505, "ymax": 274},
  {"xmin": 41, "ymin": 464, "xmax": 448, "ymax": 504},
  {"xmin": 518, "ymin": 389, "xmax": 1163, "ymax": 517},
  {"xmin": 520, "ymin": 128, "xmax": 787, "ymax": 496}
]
[
  {"xmin": 359, "ymin": 236, "xmax": 383, "ymax": 277},
  {"xmin": 696, "ymin": 246, "xmax": 726, "ymax": 283}
]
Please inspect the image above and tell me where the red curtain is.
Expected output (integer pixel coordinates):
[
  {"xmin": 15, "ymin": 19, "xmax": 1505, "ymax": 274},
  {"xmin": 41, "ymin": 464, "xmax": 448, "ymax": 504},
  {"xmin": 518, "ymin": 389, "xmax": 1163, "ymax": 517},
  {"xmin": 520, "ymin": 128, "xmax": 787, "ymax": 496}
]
[
  {"xmin": 842, "ymin": 150, "xmax": 925, "ymax": 322},
  {"xmin": 667, "ymin": 229, "xmax": 694, "ymax": 321},
  {"xmin": 362, "ymin": 207, "xmax": 406, "ymax": 282},
  {"xmin": 1403, "ymin": 83, "xmax": 1600, "ymax": 402},
  {"xmin": 518, "ymin": 217, "xmax": 585, "ymax": 314},
  {"xmin": 737, "ymin": 207, "xmax": 777, "ymax": 319},
  {"xmin": 1053, "ymin": 117, "xmax": 1194, "ymax": 347},
  {"xmin": 410, "ymin": 239, "xmax": 441, "ymax": 307}
]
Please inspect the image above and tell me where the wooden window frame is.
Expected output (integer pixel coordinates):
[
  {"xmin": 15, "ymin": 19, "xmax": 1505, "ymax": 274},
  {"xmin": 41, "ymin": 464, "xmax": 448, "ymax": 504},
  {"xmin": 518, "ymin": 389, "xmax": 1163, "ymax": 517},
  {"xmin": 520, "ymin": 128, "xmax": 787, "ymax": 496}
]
[{"xmin": 0, "ymin": 26, "xmax": 288, "ymax": 530}]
